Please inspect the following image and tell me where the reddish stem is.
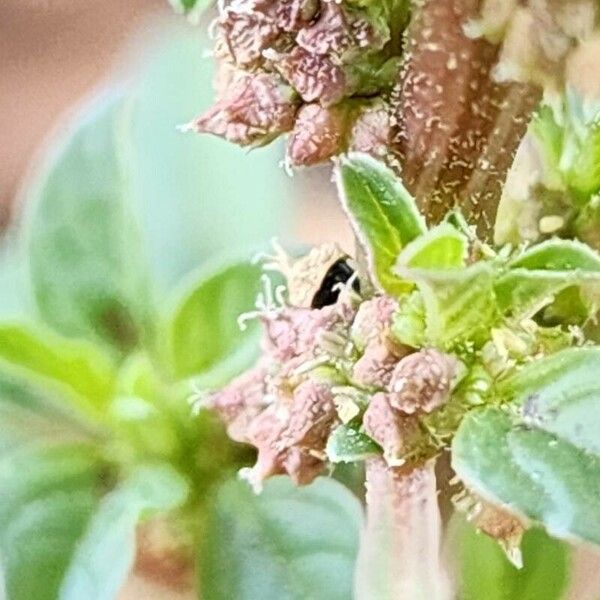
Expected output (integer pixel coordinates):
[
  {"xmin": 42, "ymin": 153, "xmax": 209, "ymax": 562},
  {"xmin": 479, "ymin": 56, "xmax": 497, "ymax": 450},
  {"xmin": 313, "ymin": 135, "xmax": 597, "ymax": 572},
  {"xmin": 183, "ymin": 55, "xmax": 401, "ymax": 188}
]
[
  {"xmin": 392, "ymin": 0, "xmax": 540, "ymax": 237},
  {"xmin": 354, "ymin": 458, "xmax": 452, "ymax": 600}
]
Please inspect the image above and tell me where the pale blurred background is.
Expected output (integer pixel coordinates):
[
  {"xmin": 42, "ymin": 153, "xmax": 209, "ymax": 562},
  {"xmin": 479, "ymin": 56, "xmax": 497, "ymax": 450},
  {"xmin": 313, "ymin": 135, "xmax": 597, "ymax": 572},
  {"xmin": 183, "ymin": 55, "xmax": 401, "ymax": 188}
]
[
  {"xmin": 0, "ymin": 0, "xmax": 351, "ymax": 246},
  {"xmin": 0, "ymin": 0, "xmax": 160, "ymax": 224}
]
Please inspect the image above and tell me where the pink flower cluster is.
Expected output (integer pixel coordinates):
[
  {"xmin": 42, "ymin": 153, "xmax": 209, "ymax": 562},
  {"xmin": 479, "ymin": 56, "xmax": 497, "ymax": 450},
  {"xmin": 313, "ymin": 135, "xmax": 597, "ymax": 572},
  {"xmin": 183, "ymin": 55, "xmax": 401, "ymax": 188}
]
[
  {"xmin": 190, "ymin": 0, "xmax": 407, "ymax": 165},
  {"xmin": 206, "ymin": 256, "xmax": 460, "ymax": 491}
]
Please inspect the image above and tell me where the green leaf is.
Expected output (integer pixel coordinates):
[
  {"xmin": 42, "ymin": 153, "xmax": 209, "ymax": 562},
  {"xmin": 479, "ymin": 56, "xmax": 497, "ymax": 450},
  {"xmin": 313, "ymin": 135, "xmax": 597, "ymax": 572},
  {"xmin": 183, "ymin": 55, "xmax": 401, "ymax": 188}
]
[
  {"xmin": 335, "ymin": 153, "xmax": 426, "ymax": 296},
  {"xmin": 163, "ymin": 260, "xmax": 262, "ymax": 380},
  {"xmin": 452, "ymin": 406, "xmax": 600, "ymax": 545},
  {"xmin": 494, "ymin": 270, "xmax": 581, "ymax": 319},
  {"xmin": 509, "ymin": 239, "xmax": 600, "ymax": 272},
  {"xmin": 23, "ymin": 93, "xmax": 152, "ymax": 353},
  {"xmin": 200, "ymin": 476, "xmax": 362, "ymax": 600},
  {"xmin": 396, "ymin": 223, "xmax": 468, "ymax": 270},
  {"xmin": 326, "ymin": 424, "xmax": 381, "ymax": 463},
  {"xmin": 564, "ymin": 121, "xmax": 600, "ymax": 198},
  {"xmin": 0, "ymin": 322, "xmax": 116, "ymax": 420},
  {"xmin": 453, "ymin": 517, "xmax": 570, "ymax": 600},
  {"xmin": 529, "ymin": 105, "xmax": 564, "ymax": 191},
  {"xmin": 495, "ymin": 239, "xmax": 600, "ymax": 319},
  {"xmin": 400, "ymin": 263, "xmax": 498, "ymax": 349},
  {"xmin": 0, "ymin": 243, "xmax": 30, "ymax": 319},
  {"xmin": 0, "ymin": 369, "xmax": 104, "ymax": 453},
  {"xmin": 574, "ymin": 196, "xmax": 600, "ymax": 250},
  {"xmin": 498, "ymin": 347, "xmax": 600, "ymax": 456},
  {"xmin": 109, "ymin": 355, "xmax": 181, "ymax": 461},
  {"xmin": 529, "ymin": 93, "xmax": 600, "ymax": 199},
  {"xmin": 21, "ymin": 28, "xmax": 291, "ymax": 347},
  {"xmin": 59, "ymin": 465, "xmax": 188, "ymax": 600},
  {"xmin": 0, "ymin": 443, "xmax": 101, "ymax": 600},
  {"xmin": 390, "ymin": 291, "xmax": 426, "ymax": 348},
  {"xmin": 0, "ymin": 443, "xmax": 187, "ymax": 600}
]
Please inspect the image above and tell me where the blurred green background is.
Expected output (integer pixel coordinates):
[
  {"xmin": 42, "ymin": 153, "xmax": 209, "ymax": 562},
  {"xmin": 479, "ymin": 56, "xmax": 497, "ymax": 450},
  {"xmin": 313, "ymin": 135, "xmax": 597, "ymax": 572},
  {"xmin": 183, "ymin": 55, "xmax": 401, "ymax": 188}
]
[{"xmin": 0, "ymin": 7, "xmax": 358, "ymax": 600}]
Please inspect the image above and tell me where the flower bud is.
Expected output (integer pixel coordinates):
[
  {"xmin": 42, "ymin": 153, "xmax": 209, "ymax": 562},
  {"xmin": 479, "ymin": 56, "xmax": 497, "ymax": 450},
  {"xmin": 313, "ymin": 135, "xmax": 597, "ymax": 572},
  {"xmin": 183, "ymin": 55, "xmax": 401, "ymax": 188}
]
[
  {"xmin": 471, "ymin": 0, "xmax": 598, "ymax": 92},
  {"xmin": 280, "ymin": 379, "xmax": 338, "ymax": 450},
  {"xmin": 387, "ymin": 349, "xmax": 459, "ymax": 415},
  {"xmin": 194, "ymin": 0, "xmax": 409, "ymax": 160},
  {"xmin": 348, "ymin": 100, "xmax": 393, "ymax": 160},
  {"xmin": 261, "ymin": 302, "xmax": 353, "ymax": 362},
  {"xmin": 352, "ymin": 341, "xmax": 399, "ymax": 389},
  {"xmin": 286, "ymin": 103, "xmax": 349, "ymax": 166},
  {"xmin": 362, "ymin": 392, "xmax": 422, "ymax": 466},
  {"xmin": 276, "ymin": 0, "xmax": 320, "ymax": 32},
  {"xmin": 189, "ymin": 72, "xmax": 299, "ymax": 146},
  {"xmin": 218, "ymin": 1, "xmax": 281, "ymax": 68},
  {"xmin": 296, "ymin": 0, "xmax": 389, "ymax": 60},
  {"xmin": 207, "ymin": 366, "xmax": 268, "ymax": 442},
  {"xmin": 276, "ymin": 47, "xmax": 350, "ymax": 106},
  {"xmin": 237, "ymin": 378, "xmax": 337, "ymax": 490},
  {"xmin": 350, "ymin": 295, "xmax": 398, "ymax": 351}
]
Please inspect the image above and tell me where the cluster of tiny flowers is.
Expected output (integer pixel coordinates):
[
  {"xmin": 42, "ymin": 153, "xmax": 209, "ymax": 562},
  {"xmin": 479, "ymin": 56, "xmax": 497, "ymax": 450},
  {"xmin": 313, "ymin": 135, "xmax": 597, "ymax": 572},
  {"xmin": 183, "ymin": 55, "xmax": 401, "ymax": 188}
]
[
  {"xmin": 189, "ymin": 0, "xmax": 408, "ymax": 166},
  {"xmin": 202, "ymin": 244, "xmax": 460, "ymax": 491}
]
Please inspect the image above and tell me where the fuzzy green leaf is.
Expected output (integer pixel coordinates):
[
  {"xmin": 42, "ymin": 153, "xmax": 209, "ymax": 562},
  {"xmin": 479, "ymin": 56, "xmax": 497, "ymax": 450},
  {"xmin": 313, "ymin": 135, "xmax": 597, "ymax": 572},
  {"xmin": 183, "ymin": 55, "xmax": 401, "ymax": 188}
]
[
  {"xmin": 494, "ymin": 270, "xmax": 580, "ymax": 319},
  {"xmin": 574, "ymin": 196, "xmax": 600, "ymax": 250},
  {"xmin": 452, "ymin": 407, "xmax": 600, "ymax": 545},
  {"xmin": 453, "ymin": 517, "xmax": 570, "ymax": 600},
  {"xmin": 326, "ymin": 424, "xmax": 381, "ymax": 463},
  {"xmin": 390, "ymin": 291, "xmax": 426, "ymax": 348},
  {"xmin": 60, "ymin": 465, "xmax": 188, "ymax": 600},
  {"xmin": 336, "ymin": 153, "xmax": 426, "ymax": 296},
  {"xmin": 200, "ymin": 476, "xmax": 362, "ymax": 600},
  {"xmin": 498, "ymin": 347, "xmax": 600, "ymax": 456},
  {"xmin": 529, "ymin": 93, "xmax": 600, "ymax": 199},
  {"xmin": 509, "ymin": 239, "xmax": 600, "ymax": 272},
  {"xmin": 564, "ymin": 122, "xmax": 600, "ymax": 198},
  {"xmin": 163, "ymin": 260, "xmax": 262, "ymax": 380},
  {"xmin": 24, "ymin": 94, "xmax": 153, "ymax": 353},
  {"xmin": 496, "ymin": 239, "xmax": 600, "ymax": 319},
  {"xmin": 529, "ymin": 105, "xmax": 564, "ymax": 191},
  {"xmin": 396, "ymin": 223, "xmax": 468, "ymax": 270},
  {"xmin": 400, "ymin": 263, "xmax": 498, "ymax": 349}
]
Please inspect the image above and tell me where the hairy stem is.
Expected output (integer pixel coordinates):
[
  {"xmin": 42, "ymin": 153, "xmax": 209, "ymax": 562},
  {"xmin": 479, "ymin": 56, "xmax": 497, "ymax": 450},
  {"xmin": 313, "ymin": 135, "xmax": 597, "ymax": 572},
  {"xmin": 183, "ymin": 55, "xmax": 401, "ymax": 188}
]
[
  {"xmin": 392, "ymin": 0, "xmax": 540, "ymax": 238},
  {"xmin": 354, "ymin": 458, "xmax": 452, "ymax": 600}
]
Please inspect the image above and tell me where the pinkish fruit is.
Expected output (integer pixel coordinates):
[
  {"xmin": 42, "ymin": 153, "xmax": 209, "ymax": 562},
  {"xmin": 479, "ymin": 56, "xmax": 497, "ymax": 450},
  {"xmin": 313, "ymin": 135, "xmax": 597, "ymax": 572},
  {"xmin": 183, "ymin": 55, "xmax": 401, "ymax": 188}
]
[{"xmin": 387, "ymin": 349, "xmax": 459, "ymax": 415}]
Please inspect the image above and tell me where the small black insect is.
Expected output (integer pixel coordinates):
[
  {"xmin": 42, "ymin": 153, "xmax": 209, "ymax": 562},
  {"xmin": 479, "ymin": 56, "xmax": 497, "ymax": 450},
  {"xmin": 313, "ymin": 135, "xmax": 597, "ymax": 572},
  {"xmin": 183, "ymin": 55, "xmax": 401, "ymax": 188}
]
[{"xmin": 311, "ymin": 258, "xmax": 360, "ymax": 309}]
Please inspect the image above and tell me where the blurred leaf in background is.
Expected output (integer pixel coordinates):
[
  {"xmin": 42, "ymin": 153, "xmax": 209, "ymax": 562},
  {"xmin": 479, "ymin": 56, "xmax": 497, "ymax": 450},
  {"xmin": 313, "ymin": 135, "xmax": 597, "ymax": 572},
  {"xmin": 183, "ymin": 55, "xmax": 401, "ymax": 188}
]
[
  {"xmin": 24, "ymin": 93, "xmax": 152, "ymax": 353},
  {"xmin": 200, "ymin": 476, "xmax": 363, "ymax": 600},
  {"xmin": 451, "ymin": 516, "xmax": 570, "ymax": 600},
  {"xmin": 122, "ymin": 27, "xmax": 292, "ymax": 293},
  {"xmin": 0, "ymin": 16, "xmax": 586, "ymax": 600},
  {"xmin": 0, "ymin": 22, "xmax": 293, "ymax": 600}
]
